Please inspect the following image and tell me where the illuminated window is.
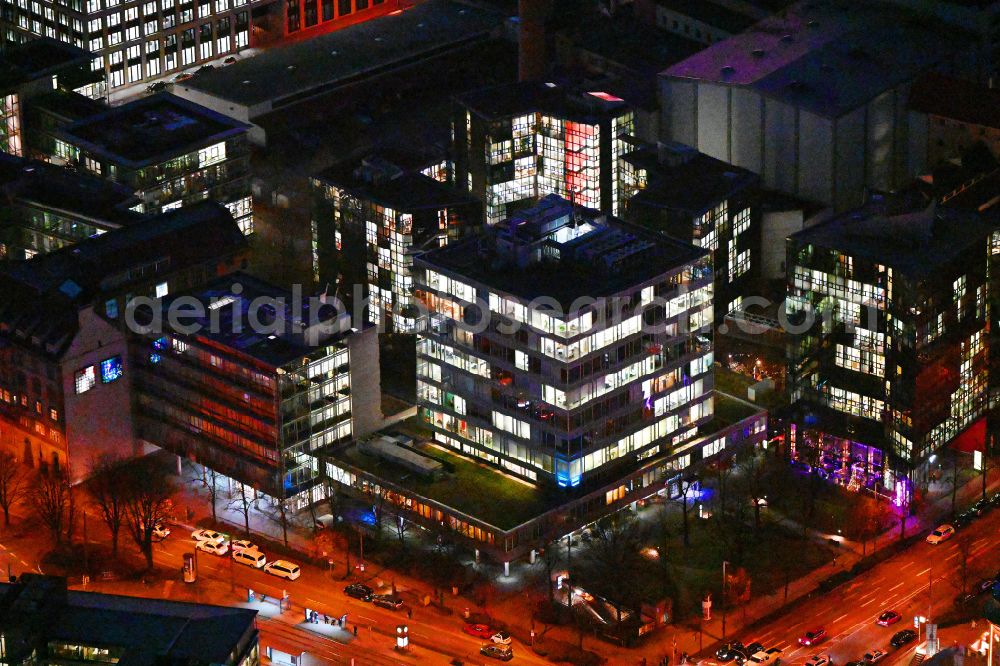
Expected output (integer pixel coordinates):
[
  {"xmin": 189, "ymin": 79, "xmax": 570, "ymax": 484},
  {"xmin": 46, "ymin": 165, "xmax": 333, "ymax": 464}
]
[
  {"xmin": 74, "ymin": 366, "xmax": 97, "ymax": 394},
  {"xmin": 155, "ymin": 281, "xmax": 169, "ymax": 298},
  {"xmin": 101, "ymin": 356, "xmax": 124, "ymax": 383}
]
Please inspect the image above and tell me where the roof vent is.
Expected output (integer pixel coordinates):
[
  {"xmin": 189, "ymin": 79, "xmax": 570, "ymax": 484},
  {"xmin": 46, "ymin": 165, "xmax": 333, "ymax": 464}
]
[
  {"xmin": 287, "ymin": 65, "xmax": 295, "ymax": 70},
  {"xmin": 330, "ymin": 50, "xmax": 338, "ymax": 56},
  {"xmin": 752, "ymin": 48, "xmax": 765, "ymax": 58},
  {"xmin": 780, "ymin": 34, "xmax": 793, "ymax": 43},
  {"xmin": 374, "ymin": 36, "xmax": 383, "ymax": 41},
  {"xmin": 721, "ymin": 65, "xmax": 735, "ymax": 76},
  {"xmin": 242, "ymin": 79, "xmax": 251, "ymax": 84},
  {"xmin": 820, "ymin": 63, "xmax": 833, "ymax": 73},
  {"xmin": 807, "ymin": 20, "xmax": 819, "ymax": 28}
]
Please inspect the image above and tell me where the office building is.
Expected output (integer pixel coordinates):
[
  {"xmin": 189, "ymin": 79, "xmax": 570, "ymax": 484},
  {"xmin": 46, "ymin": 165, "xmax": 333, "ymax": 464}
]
[
  {"xmin": 0, "ymin": 153, "xmax": 140, "ymax": 260},
  {"xmin": 50, "ymin": 93, "xmax": 253, "ymax": 233},
  {"xmin": 172, "ymin": 0, "xmax": 503, "ymax": 141},
  {"xmin": 0, "ymin": 201, "xmax": 248, "ymax": 483},
  {"xmin": 413, "ymin": 194, "xmax": 716, "ymax": 487},
  {"xmin": 311, "ymin": 155, "xmax": 480, "ymax": 333},
  {"xmin": 322, "ymin": 194, "xmax": 767, "ymax": 567},
  {"xmin": 619, "ymin": 141, "xmax": 760, "ymax": 321},
  {"xmin": 0, "ymin": 0, "xmax": 250, "ymax": 90},
  {"xmin": 250, "ymin": 0, "xmax": 397, "ymax": 46},
  {"xmin": 785, "ymin": 195, "xmax": 997, "ymax": 501},
  {"xmin": 660, "ymin": 0, "xmax": 975, "ymax": 210},
  {"xmin": 130, "ymin": 272, "xmax": 381, "ymax": 508},
  {"xmin": 0, "ymin": 574, "xmax": 259, "ymax": 666},
  {"xmin": 453, "ymin": 82, "xmax": 636, "ymax": 224},
  {"xmin": 0, "ymin": 37, "xmax": 103, "ymax": 158}
]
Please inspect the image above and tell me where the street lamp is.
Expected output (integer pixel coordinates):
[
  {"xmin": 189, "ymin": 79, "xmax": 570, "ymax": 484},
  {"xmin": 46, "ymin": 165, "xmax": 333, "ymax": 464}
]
[{"xmin": 722, "ymin": 560, "xmax": 729, "ymax": 639}]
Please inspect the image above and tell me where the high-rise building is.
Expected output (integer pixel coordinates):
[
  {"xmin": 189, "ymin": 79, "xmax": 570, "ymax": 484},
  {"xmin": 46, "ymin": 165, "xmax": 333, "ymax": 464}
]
[
  {"xmin": 0, "ymin": 153, "xmax": 140, "ymax": 260},
  {"xmin": 0, "ymin": 201, "xmax": 248, "ymax": 483},
  {"xmin": 49, "ymin": 93, "xmax": 253, "ymax": 233},
  {"xmin": 453, "ymin": 82, "xmax": 635, "ymax": 225},
  {"xmin": 0, "ymin": 0, "xmax": 250, "ymax": 89},
  {"xmin": 619, "ymin": 140, "xmax": 760, "ymax": 322},
  {"xmin": 413, "ymin": 194, "xmax": 716, "ymax": 487},
  {"xmin": 0, "ymin": 574, "xmax": 259, "ymax": 666},
  {"xmin": 311, "ymin": 155, "xmax": 480, "ymax": 333},
  {"xmin": 785, "ymin": 195, "xmax": 997, "ymax": 501},
  {"xmin": 129, "ymin": 272, "xmax": 381, "ymax": 508}
]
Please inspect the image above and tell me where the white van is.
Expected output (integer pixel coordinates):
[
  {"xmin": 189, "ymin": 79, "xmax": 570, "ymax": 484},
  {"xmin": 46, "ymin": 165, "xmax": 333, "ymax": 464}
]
[
  {"xmin": 232, "ymin": 548, "xmax": 267, "ymax": 569},
  {"xmin": 264, "ymin": 560, "xmax": 301, "ymax": 580}
]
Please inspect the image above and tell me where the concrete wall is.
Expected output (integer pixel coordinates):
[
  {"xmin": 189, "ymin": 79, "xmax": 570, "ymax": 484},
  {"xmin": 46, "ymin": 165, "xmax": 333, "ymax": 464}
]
[
  {"xmin": 834, "ymin": 105, "xmax": 867, "ymax": 211},
  {"xmin": 348, "ymin": 326, "xmax": 382, "ymax": 440},
  {"xmin": 731, "ymin": 86, "xmax": 763, "ymax": 174},
  {"xmin": 763, "ymin": 97, "xmax": 798, "ymax": 196},
  {"xmin": 62, "ymin": 307, "xmax": 137, "ymax": 483},
  {"xmin": 661, "ymin": 78, "xmax": 697, "ymax": 148},
  {"xmin": 697, "ymin": 83, "xmax": 729, "ymax": 161},
  {"xmin": 798, "ymin": 111, "xmax": 833, "ymax": 205}
]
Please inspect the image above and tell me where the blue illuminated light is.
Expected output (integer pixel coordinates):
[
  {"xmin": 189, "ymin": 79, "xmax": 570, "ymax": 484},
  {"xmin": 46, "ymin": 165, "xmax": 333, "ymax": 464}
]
[
  {"xmin": 100, "ymin": 356, "xmax": 123, "ymax": 383},
  {"xmin": 149, "ymin": 353, "xmax": 162, "ymax": 364}
]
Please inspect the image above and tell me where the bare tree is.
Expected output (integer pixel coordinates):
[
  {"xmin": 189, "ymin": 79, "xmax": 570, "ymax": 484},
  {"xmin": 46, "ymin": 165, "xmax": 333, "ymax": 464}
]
[
  {"xmin": 541, "ymin": 542, "xmax": 560, "ymax": 604},
  {"xmin": 737, "ymin": 453, "xmax": 768, "ymax": 529},
  {"xmin": 579, "ymin": 513, "xmax": 645, "ymax": 625},
  {"xmin": 88, "ymin": 456, "xmax": 129, "ymax": 558},
  {"xmin": 394, "ymin": 513, "xmax": 410, "ymax": 548},
  {"xmin": 856, "ymin": 499, "xmax": 890, "ymax": 556},
  {"xmin": 203, "ymin": 465, "xmax": 221, "ymax": 524},
  {"xmin": 677, "ymin": 475, "xmax": 698, "ymax": 548},
  {"xmin": 121, "ymin": 458, "xmax": 174, "ymax": 569},
  {"xmin": 0, "ymin": 452, "xmax": 28, "ymax": 527},
  {"xmin": 30, "ymin": 470, "xmax": 71, "ymax": 545},
  {"xmin": 228, "ymin": 482, "xmax": 253, "ymax": 535}
]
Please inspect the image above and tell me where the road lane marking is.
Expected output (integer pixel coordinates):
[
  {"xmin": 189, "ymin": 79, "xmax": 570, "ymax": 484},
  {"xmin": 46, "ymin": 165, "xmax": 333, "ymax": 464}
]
[
  {"xmin": 861, "ymin": 597, "xmax": 878, "ymax": 607},
  {"xmin": 946, "ymin": 551, "xmax": 960, "ymax": 561},
  {"xmin": 833, "ymin": 614, "xmax": 849, "ymax": 623},
  {"xmin": 889, "ymin": 582, "xmax": 905, "ymax": 591},
  {"xmin": 916, "ymin": 567, "xmax": 931, "ymax": 577}
]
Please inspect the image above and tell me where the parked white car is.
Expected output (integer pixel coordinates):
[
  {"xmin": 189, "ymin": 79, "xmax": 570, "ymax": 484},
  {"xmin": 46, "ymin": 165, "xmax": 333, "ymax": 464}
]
[
  {"xmin": 264, "ymin": 560, "xmax": 301, "ymax": 580},
  {"xmin": 191, "ymin": 529, "xmax": 225, "ymax": 544},
  {"xmin": 230, "ymin": 539, "xmax": 258, "ymax": 553},
  {"xmin": 196, "ymin": 540, "xmax": 229, "ymax": 556}
]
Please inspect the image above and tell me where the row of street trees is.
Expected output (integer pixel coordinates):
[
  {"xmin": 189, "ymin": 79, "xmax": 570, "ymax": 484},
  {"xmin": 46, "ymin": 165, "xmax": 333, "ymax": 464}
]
[{"xmin": 0, "ymin": 450, "xmax": 174, "ymax": 570}]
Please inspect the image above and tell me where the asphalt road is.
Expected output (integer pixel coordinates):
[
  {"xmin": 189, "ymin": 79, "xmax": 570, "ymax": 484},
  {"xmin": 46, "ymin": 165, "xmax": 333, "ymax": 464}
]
[
  {"xmin": 725, "ymin": 509, "xmax": 1000, "ymax": 666},
  {"xmin": 148, "ymin": 529, "xmax": 550, "ymax": 665}
]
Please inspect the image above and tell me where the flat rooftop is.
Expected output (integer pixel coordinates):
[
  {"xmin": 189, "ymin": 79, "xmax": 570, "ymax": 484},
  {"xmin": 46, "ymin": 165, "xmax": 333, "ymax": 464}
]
[
  {"xmin": 151, "ymin": 272, "xmax": 356, "ymax": 367},
  {"xmin": 316, "ymin": 157, "xmax": 477, "ymax": 212},
  {"xmin": 909, "ymin": 72, "xmax": 1000, "ymax": 130},
  {"xmin": 653, "ymin": 0, "xmax": 757, "ymax": 34},
  {"xmin": 662, "ymin": 0, "xmax": 968, "ymax": 117},
  {"xmin": 176, "ymin": 0, "xmax": 503, "ymax": 115},
  {"xmin": 0, "ymin": 154, "xmax": 140, "ymax": 225},
  {"xmin": 417, "ymin": 195, "xmax": 708, "ymax": 308},
  {"xmin": 566, "ymin": 14, "xmax": 703, "ymax": 79},
  {"xmin": 0, "ymin": 37, "xmax": 92, "ymax": 89},
  {"xmin": 58, "ymin": 93, "xmax": 248, "ymax": 167},
  {"xmin": 0, "ymin": 577, "xmax": 256, "ymax": 666},
  {"xmin": 789, "ymin": 195, "xmax": 997, "ymax": 278},
  {"xmin": 456, "ymin": 81, "xmax": 630, "ymax": 123},
  {"xmin": 623, "ymin": 142, "xmax": 758, "ymax": 214},
  {"xmin": 331, "ymin": 392, "xmax": 762, "ymax": 531}
]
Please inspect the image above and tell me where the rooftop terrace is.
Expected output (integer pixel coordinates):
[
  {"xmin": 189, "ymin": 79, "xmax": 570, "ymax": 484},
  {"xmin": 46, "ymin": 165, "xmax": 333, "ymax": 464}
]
[
  {"xmin": 417, "ymin": 195, "xmax": 708, "ymax": 308},
  {"xmin": 331, "ymin": 392, "xmax": 762, "ymax": 531},
  {"xmin": 58, "ymin": 93, "xmax": 248, "ymax": 167}
]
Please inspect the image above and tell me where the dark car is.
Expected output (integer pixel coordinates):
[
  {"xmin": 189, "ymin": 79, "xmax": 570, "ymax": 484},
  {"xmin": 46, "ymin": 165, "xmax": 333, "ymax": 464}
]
[
  {"xmin": 344, "ymin": 583, "xmax": 373, "ymax": 601},
  {"xmin": 990, "ymin": 491, "xmax": 1000, "ymax": 507},
  {"xmin": 371, "ymin": 594, "xmax": 404, "ymax": 610},
  {"xmin": 790, "ymin": 460, "xmax": 812, "ymax": 474},
  {"xmin": 953, "ymin": 513, "xmax": 974, "ymax": 529},
  {"xmin": 890, "ymin": 630, "xmax": 917, "ymax": 648},
  {"xmin": 976, "ymin": 577, "xmax": 997, "ymax": 594},
  {"xmin": 742, "ymin": 642, "xmax": 764, "ymax": 659},
  {"xmin": 972, "ymin": 498, "xmax": 992, "ymax": 515},
  {"xmin": 956, "ymin": 591, "xmax": 978, "ymax": 606},
  {"xmin": 876, "ymin": 610, "xmax": 901, "ymax": 626},
  {"xmin": 480, "ymin": 644, "xmax": 513, "ymax": 661},
  {"xmin": 716, "ymin": 642, "xmax": 746, "ymax": 662},
  {"xmin": 799, "ymin": 628, "xmax": 827, "ymax": 646},
  {"xmin": 145, "ymin": 81, "xmax": 167, "ymax": 93}
]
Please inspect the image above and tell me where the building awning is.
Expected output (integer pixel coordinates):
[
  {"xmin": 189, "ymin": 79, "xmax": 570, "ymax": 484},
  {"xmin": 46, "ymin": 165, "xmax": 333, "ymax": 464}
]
[{"xmin": 950, "ymin": 418, "xmax": 985, "ymax": 453}]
